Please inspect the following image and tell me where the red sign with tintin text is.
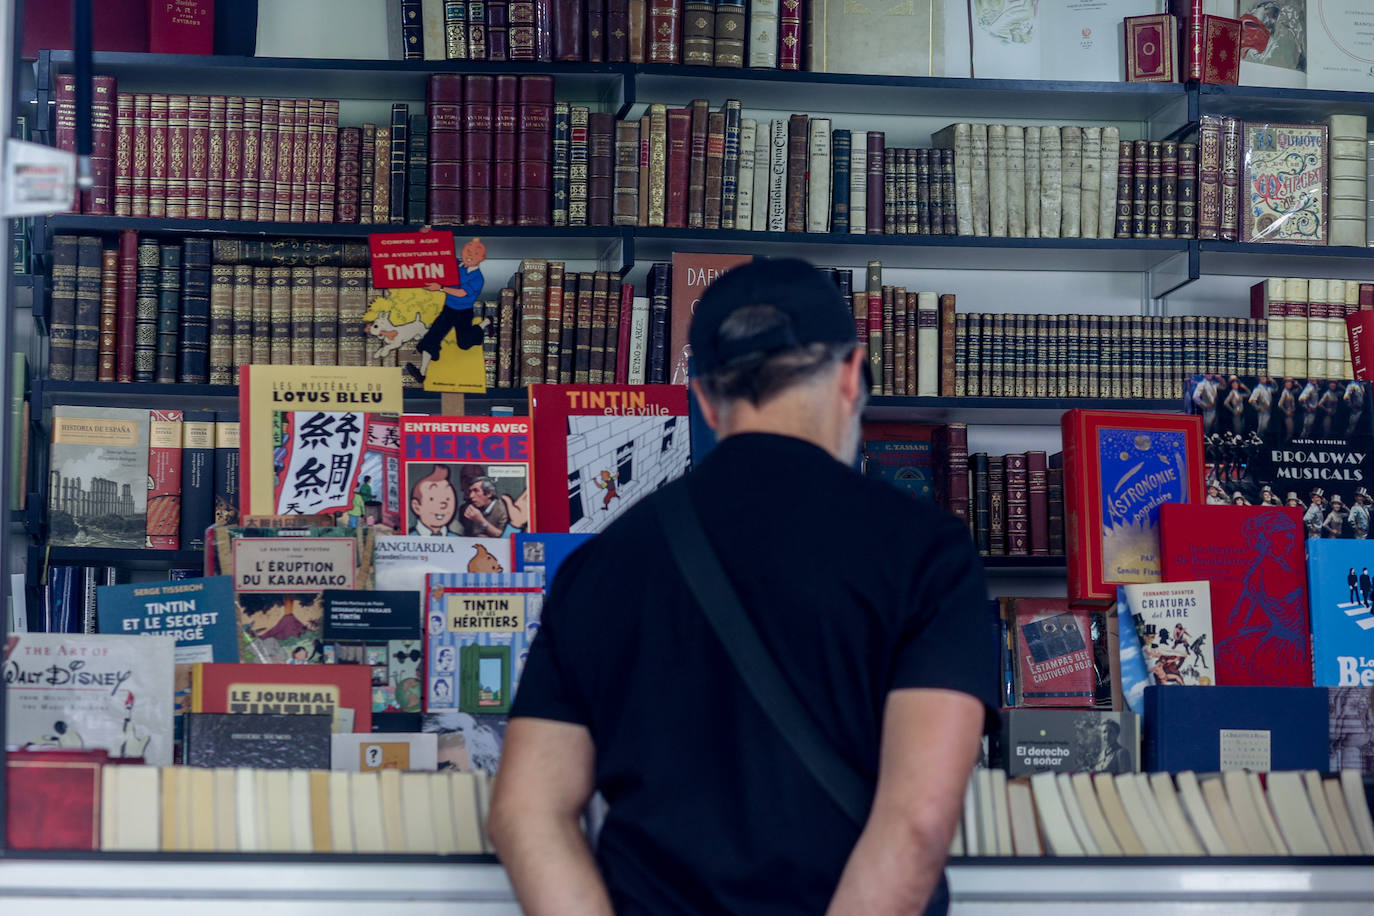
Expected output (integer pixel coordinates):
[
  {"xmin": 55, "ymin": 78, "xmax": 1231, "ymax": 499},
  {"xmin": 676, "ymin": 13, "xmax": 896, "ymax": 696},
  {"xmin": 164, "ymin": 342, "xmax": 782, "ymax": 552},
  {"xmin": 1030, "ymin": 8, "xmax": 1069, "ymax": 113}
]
[{"xmin": 368, "ymin": 231, "xmax": 460, "ymax": 288}]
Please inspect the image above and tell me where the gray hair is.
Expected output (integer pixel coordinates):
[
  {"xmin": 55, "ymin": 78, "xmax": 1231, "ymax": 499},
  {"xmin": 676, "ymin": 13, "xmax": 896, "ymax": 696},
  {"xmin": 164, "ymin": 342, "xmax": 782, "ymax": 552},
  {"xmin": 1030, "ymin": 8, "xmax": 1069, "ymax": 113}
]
[
  {"xmin": 696, "ymin": 305, "xmax": 858, "ymax": 408},
  {"xmin": 470, "ymin": 477, "xmax": 497, "ymax": 496}
]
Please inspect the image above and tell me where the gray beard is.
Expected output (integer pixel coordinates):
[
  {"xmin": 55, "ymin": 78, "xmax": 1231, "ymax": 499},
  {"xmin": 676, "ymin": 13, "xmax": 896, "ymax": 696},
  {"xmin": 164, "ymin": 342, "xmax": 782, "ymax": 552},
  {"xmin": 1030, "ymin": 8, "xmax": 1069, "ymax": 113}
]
[{"xmin": 838, "ymin": 389, "xmax": 868, "ymax": 466}]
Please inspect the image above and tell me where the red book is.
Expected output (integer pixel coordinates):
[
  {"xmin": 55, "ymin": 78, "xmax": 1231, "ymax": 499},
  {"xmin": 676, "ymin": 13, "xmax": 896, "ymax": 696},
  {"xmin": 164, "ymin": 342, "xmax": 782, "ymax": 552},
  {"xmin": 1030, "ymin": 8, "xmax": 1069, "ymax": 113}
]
[
  {"xmin": 115, "ymin": 92, "xmax": 134, "ymax": 216},
  {"xmin": 257, "ymin": 98, "xmax": 280, "ymax": 219},
  {"xmin": 427, "ymin": 75, "xmax": 464, "ymax": 225},
  {"xmin": 305, "ymin": 99, "xmax": 325, "ymax": 223},
  {"xmin": 1005, "ymin": 451, "xmax": 1029, "ymax": 556},
  {"xmin": 488, "ymin": 0, "xmax": 511, "ymax": 60},
  {"xmin": 1125, "ymin": 13, "xmax": 1178, "ymax": 82},
  {"xmin": 23, "ymin": 3, "xmax": 148, "ymax": 56},
  {"xmin": 587, "ymin": 112, "xmax": 615, "ymax": 227},
  {"xmin": 148, "ymin": 93, "xmax": 169, "ymax": 218},
  {"xmin": 115, "ymin": 229, "xmax": 138, "ymax": 382},
  {"xmin": 84, "ymin": 75, "xmax": 118, "ymax": 215},
  {"xmin": 275, "ymin": 98, "xmax": 296, "ymax": 223},
  {"xmin": 1061, "ymin": 409, "xmax": 1205, "ymax": 605},
  {"xmin": 464, "ymin": 75, "xmax": 496, "ymax": 225},
  {"xmin": 1027, "ymin": 450, "xmax": 1050, "ymax": 557},
  {"xmin": 510, "ymin": 0, "xmax": 537, "ymax": 59},
  {"xmin": 517, "ymin": 75, "xmax": 554, "ymax": 226},
  {"xmin": 1169, "ymin": 0, "xmax": 1204, "ymax": 80},
  {"xmin": 1160, "ymin": 504, "xmax": 1311, "ymax": 686},
  {"xmin": 529, "ymin": 384, "xmax": 690, "ymax": 533},
  {"xmin": 6, "ymin": 750, "xmax": 108, "ymax": 851},
  {"xmin": 493, "ymin": 75, "xmax": 519, "ymax": 226},
  {"xmin": 669, "ymin": 252, "xmax": 752, "ymax": 385},
  {"xmin": 185, "ymin": 94, "xmax": 210, "ymax": 219},
  {"xmin": 149, "ymin": 0, "xmax": 215, "ymax": 54},
  {"xmin": 1362, "ymin": 283, "xmax": 1374, "ymax": 312},
  {"xmin": 240, "ymin": 97, "xmax": 261, "ymax": 221},
  {"xmin": 866, "ymin": 131, "xmax": 885, "ymax": 234},
  {"xmin": 615, "ymin": 280, "xmax": 635, "ymax": 383},
  {"xmin": 1010, "ymin": 599, "xmax": 1096, "ymax": 707},
  {"xmin": 665, "ymin": 107, "xmax": 691, "ymax": 228},
  {"xmin": 647, "ymin": 0, "xmax": 680, "ymax": 63},
  {"xmin": 147, "ymin": 409, "xmax": 183, "ymax": 549},
  {"xmin": 553, "ymin": 0, "xmax": 586, "ymax": 59},
  {"xmin": 336, "ymin": 127, "xmax": 363, "ymax": 224},
  {"xmin": 778, "ymin": 0, "xmax": 802, "ymax": 70},
  {"xmin": 1199, "ymin": 15, "xmax": 1241, "ymax": 85},
  {"xmin": 207, "ymin": 95, "xmax": 226, "ymax": 220},
  {"xmin": 291, "ymin": 99, "xmax": 310, "ymax": 222},
  {"xmin": 166, "ymin": 94, "xmax": 190, "ymax": 218},
  {"xmin": 190, "ymin": 663, "xmax": 373, "ymax": 732},
  {"xmin": 224, "ymin": 96, "xmax": 244, "ymax": 221},
  {"xmin": 320, "ymin": 101, "xmax": 340, "ymax": 223}
]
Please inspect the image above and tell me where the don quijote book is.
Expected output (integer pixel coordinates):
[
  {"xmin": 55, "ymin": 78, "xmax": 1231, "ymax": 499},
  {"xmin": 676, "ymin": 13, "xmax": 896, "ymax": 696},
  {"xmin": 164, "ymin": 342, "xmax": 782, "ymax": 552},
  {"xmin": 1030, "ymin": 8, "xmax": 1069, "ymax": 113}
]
[
  {"xmin": 1062, "ymin": 409, "xmax": 1205, "ymax": 605},
  {"xmin": 529, "ymin": 384, "xmax": 690, "ymax": 535},
  {"xmin": 1241, "ymin": 121, "xmax": 1327, "ymax": 244},
  {"xmin": 3, "ymin": 633, "xmax": 175, "ymax": 765},
  {"xmin": 400, "ymin": 416, "xmax": 535, "ymax": 537}
]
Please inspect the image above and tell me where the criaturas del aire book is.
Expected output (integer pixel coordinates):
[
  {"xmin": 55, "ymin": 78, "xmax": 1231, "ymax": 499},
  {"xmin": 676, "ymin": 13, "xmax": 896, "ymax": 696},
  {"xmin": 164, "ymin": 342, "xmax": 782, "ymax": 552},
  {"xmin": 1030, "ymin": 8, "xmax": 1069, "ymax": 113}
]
[
  {"xmin": 529, "ymin": 384, "xmax": 691, "ymax": 535},
  {"xmin": 1118, "ymin": 581, "xmax": 1216, "ymax": 687},
  {"xmin": 1160, "ymin": 503, "xmax": 1311, "ymax": 687},
  {"xmin": 1306, "ymin": 540, "xmax": 1374, "ymax": 687},
  {"xmin": 3, "ymin": 633, "xmax": 176, "ymax": 765},
  {"xmin": 400, "ymin": 416, "xmax": 534, "ymax": 536},
  {"xmin": 1062, "ymin": 410, "xmax": 1205, "ymax": 605}
]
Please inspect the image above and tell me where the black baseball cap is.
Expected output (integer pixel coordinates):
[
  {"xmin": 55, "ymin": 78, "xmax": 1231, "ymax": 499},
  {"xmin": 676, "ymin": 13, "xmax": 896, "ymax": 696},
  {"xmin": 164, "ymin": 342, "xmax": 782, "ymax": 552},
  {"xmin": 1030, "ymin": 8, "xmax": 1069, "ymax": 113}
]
[{"xmin": 689, "ymin": 258, "xmax": 858, "ymax": 376}]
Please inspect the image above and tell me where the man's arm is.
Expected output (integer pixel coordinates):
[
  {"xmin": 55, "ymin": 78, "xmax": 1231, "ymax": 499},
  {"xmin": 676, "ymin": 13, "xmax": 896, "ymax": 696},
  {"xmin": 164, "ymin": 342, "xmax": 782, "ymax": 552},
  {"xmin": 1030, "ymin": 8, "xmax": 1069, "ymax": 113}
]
[
  {"xmin": 488, "ymin": 717, "xmax": 613, "ymax": 916},
  {"xmin": 826, "ymin": 688, "xmax": 986, "ymax": 916}
]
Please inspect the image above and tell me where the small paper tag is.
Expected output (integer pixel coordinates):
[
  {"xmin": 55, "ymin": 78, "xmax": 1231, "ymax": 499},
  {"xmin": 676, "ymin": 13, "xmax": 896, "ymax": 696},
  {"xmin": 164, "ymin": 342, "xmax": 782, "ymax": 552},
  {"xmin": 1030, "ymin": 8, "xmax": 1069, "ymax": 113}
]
[
  {"xmin": 3, "ymin": 139, "xmax": 75, "ymax": 216},
  {"xmin": 1219, "ymin": 728, "xmax": 1271, "ymax": 771}
]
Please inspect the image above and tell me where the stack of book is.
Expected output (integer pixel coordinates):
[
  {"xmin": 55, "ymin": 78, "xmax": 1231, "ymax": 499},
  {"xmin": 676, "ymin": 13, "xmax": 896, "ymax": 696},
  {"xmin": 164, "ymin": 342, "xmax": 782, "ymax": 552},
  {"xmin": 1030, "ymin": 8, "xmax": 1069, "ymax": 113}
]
[
  {"xmin": 1111, "ymin": 139, "xmax": 1199, "ymax": 240},
  {"xmin": 1251, "ymin": 277, "xmax": 1373, "ymax": 379}
]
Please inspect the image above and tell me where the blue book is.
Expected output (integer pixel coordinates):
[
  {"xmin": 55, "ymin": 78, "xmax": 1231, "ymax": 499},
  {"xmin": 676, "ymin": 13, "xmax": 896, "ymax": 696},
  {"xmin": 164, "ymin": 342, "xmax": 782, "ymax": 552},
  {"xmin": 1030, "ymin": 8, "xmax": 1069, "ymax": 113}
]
[
  {"xmin": 1307, "ymin": 539, "xmax": 1374, "ymax": 687},
  {"xmin": 1143, "ymin": 685, "xmax": 1328, "ymax": 773},
  {"xmin": 513, "ymin": 533, "xmax": 595, "ymax": 589},
  {"xmin": 1114, "ymin": 587, "xmax": 1152, "ymax": 717},
  {"xmin": 95, "ymin": 575, "xmax": 238, "ymax": 664}
]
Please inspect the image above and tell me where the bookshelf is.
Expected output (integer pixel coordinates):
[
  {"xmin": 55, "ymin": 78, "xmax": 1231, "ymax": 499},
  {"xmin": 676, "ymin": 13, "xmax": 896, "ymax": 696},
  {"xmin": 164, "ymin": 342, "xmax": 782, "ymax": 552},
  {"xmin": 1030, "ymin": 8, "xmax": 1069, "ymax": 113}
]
[{"xmin": 11, "ymin": 24, "xmax": 1374, "ymax": 908}]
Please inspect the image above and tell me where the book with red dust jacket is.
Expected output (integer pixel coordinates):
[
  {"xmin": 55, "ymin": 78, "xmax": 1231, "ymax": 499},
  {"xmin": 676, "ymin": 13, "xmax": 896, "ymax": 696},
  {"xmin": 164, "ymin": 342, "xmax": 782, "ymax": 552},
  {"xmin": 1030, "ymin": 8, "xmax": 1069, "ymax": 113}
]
[
  {"xmin": 1062, "ymin": 409, "xmax": 1204, "ymax": 605},
  {"xmin": 6, "ymin": 749, "xmax": 108, "ymax": 850},
  {"xmin": 1010, "ymin": 598, "xmax": 1097, "ymax": 707},
  {"xmin": 1160, "ymin": 503, "xmax": 1311, "ymax": 687},
  {"xmin": 190, "ymin": 662, "xmax": 372, "ymax": 732}
]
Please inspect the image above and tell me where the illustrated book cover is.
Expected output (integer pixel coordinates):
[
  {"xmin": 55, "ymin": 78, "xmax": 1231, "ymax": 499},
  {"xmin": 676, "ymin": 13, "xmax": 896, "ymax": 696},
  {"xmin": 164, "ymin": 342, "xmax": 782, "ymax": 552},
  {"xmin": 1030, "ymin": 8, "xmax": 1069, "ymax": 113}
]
[
  {"xmin": 3, "ymin": 633, "xmax": 175, "ymax": 765},
  {"xmin": 1142, "ymin": 684, "xmax": 1328, "ymax": 772},
  {"xmin": 47, "ymin": 406, "xmax": 149, "ymax": 548},
  {"xmin": 375, "ymin": 535, "xmax": 514, "ymax": 592},
  {"xmin": 861, "ymin": 421, "xmax": 940, "ymax": 501},
  {"xmin": 1160, "ymin": 503, "xmax": 1311, "ymax": 686},
  {"xmin": 206, "ymin": 525, "xmax": 375, "ymax": 664},
  {"xmin": 1306, "ymin": 539, "xmax": 1374, "ymax": 687},
  {"xmin": 321, "ymin": 589, "xmax": 423, "ymax": 714},
  {"xmin": 1240, "ymin": 121, "xmax": 1327, "ymax": 244},
  {"xmin": 331, "ymin": 731, "xmax": 439, "ymax": 771},
  {"xmin": 511, "ymin": 532, "xmax": 595, "ymax": 588},
  {"xmin": 1118, "ymin": 581, "xmax": 1216, "ymax": 687},
  {"xmin": 1329, "ymin": 686, "xmax": 1374, "ymax": 773},
  {"xmin": 424, "ymin": 571, "xmax": 545, "ymax": 714},
  {"xmin": 399, "ymin": 415, "xmax": 534, "ymax": 537},
  {"xmin": 238, "ymin": 364, "xmax": 404, "ymax": 516},
  {"xmin": 529, "ymin": 384, "xmax": 691, "ymax": 535},
  {"xmin": 422, "ymin": 710, "xmax": 508, "ymax": 774},
  {"xmin": 189, "ymin": 661, "xmax": 372, "ymax": 732},
  {"xmin": 1186, "ymin": 375, "xmax": 1374, "ymax": 534},
  {"xmin": 669, "ymin": 253, "xmax": 752, "ymax": 386},
  {"xmin": 992, "ymin": 709, "xmax": 1139, "ymax": 776},
  {"xmin": 273, "ymin": 410, "xmax": 402, "ymax": 530},
  {"xmin": 182, "ymin": 712, "xmax": 332, "ymax": 769},
  {"xmin": 1114, "ymin": 587, "xmax": 1153, "ymax": 716},
  {"xmin": 1062, "ymin": 409, "xmax": 1205, "ymax": 604},
  {"xmin": 1009, "ymin": 598, "xmax": 1097, "ymax": 707}
]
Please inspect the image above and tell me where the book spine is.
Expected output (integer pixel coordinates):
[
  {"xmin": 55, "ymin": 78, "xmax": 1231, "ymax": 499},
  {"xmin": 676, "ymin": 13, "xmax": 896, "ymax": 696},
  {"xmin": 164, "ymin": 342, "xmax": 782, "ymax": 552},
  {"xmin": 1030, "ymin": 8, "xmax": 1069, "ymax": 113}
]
[
  {"xmin": 866, "ymin": 261, "xmax": 882, "ymax": 392},
  {"xmin": 112, "ymin": 231, "xmax": 138, "ymax": 382},
  {"xmin": 83, "ymin": 76, "xmax": 116, "ymax": 215},
  {"xmin": 371, "ymin": 125, "xmax": 391, "ymax": 224},
  {"xmin": 703, "ymin": 110, "xmax": 726, "ymax": 229},
  {"xmin": 518, "ymin": 259, "xmax": 548, "ymax": 385},
  {"xmin": 232, "ymin": 266, "xmax": 254, "ymax": 376},
  {"xmin": 208, "ymin": 265, "xmax": 234, "ymax": 384},
  {"xmin": 269, "ymin": 267, "xmax": 292, "ymax": 365},
  {"xmin": 859, "ymin": 131, "xmax": 881, "ymax": 235},
  {"xmin": 1097, "ymin": 125, "xmax": 1118, "ymax": 238},
  {"xmin": 1027, "ymin": 450, "xmax": 1049, "ymax": 556},
  {"xmin": 1220, "ymin": 116, "xmax": 1241, "ymax": 241},
  {"xmin": 720, "ymin": 100, "xmax": 741, "ymax": 228},
  {"xmin": 445, "ymin": 0, "xmax": 469, "ymax": 58},
  {"xmin": 766, "ymin": 117, "xmax": 787, "ymax": 232},
  {"xmin": 1079, "ymin": 126, "xmax": 1099, "ymax": 239},
  {"xmin": 1132, "ymin": 138, "xmax": 1149, "ymax": 238},
  {"xmin": 462, "ymin": 76, "xmax": 495, "ymax": 224},
  {"xmin": 1115, "ymin": 142, "xmax": 1134, "ymax": 238},
  {"xmin": 831, "ymin": 129, "xmax": 850, "ymax": 234},
  {"xmin": 132, "ymin": 94, "xmax": 151, "ymax": 218},
  {"xmin": 778, "ymin": 0, "xmax": 801, "ymax": 69},
  {"xmin": 184, "ymin": 94, "xmax": 210, "ymax": 220},
  {"xmin": 613, "ymin": 119, "xmax": 641, "ymax": 226},
  {"xmin": 405, "ymin": 112, "xmax": 428, "ymax": 223},
  {"xmin": 914, "ymin": 291, "xmax": 937, "ymax": 397},
  {"xmin": 551, "ymin": 101, "xmax": 571, "ymax": 226},
  {"xmin": 251, "ymin": 267, "xmax": 273, "ymax": 365},
  {"xmin": 206, "ymin": 95, "xmax": 227, "ymax": 220},
  {"xmin": 568, "ymin": 105, "xmax": 590, "ymax": 227},
  {"xmin": 115, "ymin": 92, "xmax": 134, "ymax": 216},
  {"xmin": 648, "ymin": 0, "xmax": 681, "ymax": 63},
  {"xmin": 806, "ymin": 117, "xmax": 831, "ymax": 233},
  {"xmin": 942, "ymin": 423, "xmax": 970, "ymax": 526},
  {"xmin": 972, "ymin": 453, "xmax": 990, "ymax": 555},
  {"xmin": 987, "ymin": 454, "xmax": 1006, "ymax": 554},
  {"xmin": 587, "ymin": 111, "xmax": 616, "ymax": 227},
  {"xmin": 96, "ymin": 248, "xmax": 118, "ymax": 381},
  {"xmin": 311, "ymin": 266, "xmax": 340, "ymax": 368},
  {"xmin": 276, "ymin": 99, "xmax": 298, "ymax": 222},
  {"xmin": 487, "ymin": 0, "xmax": 510, "ymax": 59},
  {"xmin": 667, "ymin": 108, "xmax": 692, "ymax": 229},
  {"xmin": 288, "ymin": 267, "xmax": 313, "ymax": 365},
  {"xmin": 164, "ymin": 94, "xmax": 189, "ymax": 218},
  {"xmin": 881, "ymin": 286, "xmax": 895, "ymax": 394},
  {"xmin": 179, "ymin": 239, "xmax": 211, "ymax": 383},
  {"xmin": 321, "ymin": 101, "xmax": 340, "ymax": 223},
  {"xmin": 785, "ymin": 114, "xmax": 808, "ymax": 233},
  {"xmin": 736, "ymin": 118, "xmax": 757, "ymax": 230},
  {"xmin": 713, "ymin": 0, "xmax": 744, "ymax": 66},
  {"xmin": 428, "ymin": 74, "xmax": 464, "ymax": 225},
  {"xmin": 1004, "ymin": 452, "xmax": 1028, "ymax": 556},
  {"xmin": 223, "ymin": 96, "xmax": 243, "ymax": 221},
  {"xmin": 336, "ymin": 127, "xmax": 362, "ymax": 224},
  {"xmin": 69, "ymin": 236, "xmax": 100, "ymax": 381},
  {"xmin": 1176, "ymin": 141, "xmax": 1197, "ymax": 239},
  {"xmin": 628, "ymin": 0, "xmax": 647, "ymax": 61},
  {"xmin": 682, "ymin": 0, "xmax": 715, "ymax": 64},
  {"xmin": 154, "ymin": 244, "xmax": 180, "ymax": 384},
  {"xmin": 938, "ymin": 293, "xmax": 956, "ymax": 396},
  {"xmin": 750, "ymin": 0, "xmax": 778, "ymax": 67},
  {"xmin": 178, "ymin": 411, "xmax": 215, "ymax": 550},
  {"xmin": 493, "ymin": 77, "xmax": 518, "ymax": 226},
  {"xmin": 467, "ymin": 0, "xmax": 488, "ymax": 57},
  {"xmin": 686, "ymin": 100, "xmax": 709, "ymax": 228},
  {"xmin": 1147, "ymin": 139, "xmax": 1162, "ymax": 238},
  {"xmin": 1198, "ymin": 116, "xmax": 1222, "ymax": 240},
  {"xmin": 509, "ymin": 0, "xmax": 536, "ymax": 58},
  {"xmin": 240, "ymin": 97, "xmax": 261, "ymax": 221},
  {"xmin": 848, "ymin": 134, "xmax": 866, "ymax": 235},
  {"xmin": 518, "ymin": 75, "xmax": 554, "ymax": 226},
  {"xmin": 986, "ymin": 124, "xmax": 1007, "ymax": 236}
]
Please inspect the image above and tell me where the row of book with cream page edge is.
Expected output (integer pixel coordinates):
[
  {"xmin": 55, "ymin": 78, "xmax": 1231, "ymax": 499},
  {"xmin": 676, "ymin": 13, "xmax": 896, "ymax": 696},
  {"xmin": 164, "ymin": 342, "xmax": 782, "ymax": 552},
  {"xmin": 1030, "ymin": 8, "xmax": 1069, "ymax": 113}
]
[{"xmin": 954, "ymin": 767, "xmax": 1374, "ymax": 858}]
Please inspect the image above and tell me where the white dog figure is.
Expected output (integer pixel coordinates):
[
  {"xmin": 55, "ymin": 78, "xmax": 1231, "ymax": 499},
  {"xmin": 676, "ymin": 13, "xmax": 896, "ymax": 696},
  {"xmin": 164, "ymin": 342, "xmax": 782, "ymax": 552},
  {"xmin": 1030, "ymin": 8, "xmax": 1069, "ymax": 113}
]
[{"xmin": 367, "ymin": 310, "xmax": 428, "ymax": 360}]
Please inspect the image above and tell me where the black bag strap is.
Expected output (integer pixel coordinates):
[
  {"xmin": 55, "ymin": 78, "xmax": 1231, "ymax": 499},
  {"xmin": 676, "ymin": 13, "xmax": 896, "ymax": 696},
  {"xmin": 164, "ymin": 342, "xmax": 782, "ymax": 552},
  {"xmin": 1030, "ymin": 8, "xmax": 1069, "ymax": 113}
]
[{"xmin": 655, "ymin": 483, "xmax": 872, "ymax": 827}]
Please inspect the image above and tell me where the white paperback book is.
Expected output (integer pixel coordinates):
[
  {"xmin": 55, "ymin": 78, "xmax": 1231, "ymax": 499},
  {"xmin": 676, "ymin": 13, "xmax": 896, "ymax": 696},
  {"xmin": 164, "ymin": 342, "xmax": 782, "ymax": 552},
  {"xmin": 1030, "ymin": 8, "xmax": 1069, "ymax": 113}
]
[
  {"xmin": 627, "ymin": 297, "xmax": 651, "ymax": 385},
  {"xmin": 1306, "ymin": 2, "xmax": 1374, "ymax": 91},
  {"xmin": 850, "ymin": 136, "xmax": 867, "ymax": 235},
  {"xmin": 807, "ymin": 119, "xmax": 833, "ymax": 233},
  {"xmin": 256, "ymin": 0, "xmax": 397, "ymax": 59},
  {"xmin": 736, "ymin": 119, "xmax": 757, "ymax": 231},
  {"xmin": 753, "ymin": 124, "xmax": 773, "ymax": 232}
]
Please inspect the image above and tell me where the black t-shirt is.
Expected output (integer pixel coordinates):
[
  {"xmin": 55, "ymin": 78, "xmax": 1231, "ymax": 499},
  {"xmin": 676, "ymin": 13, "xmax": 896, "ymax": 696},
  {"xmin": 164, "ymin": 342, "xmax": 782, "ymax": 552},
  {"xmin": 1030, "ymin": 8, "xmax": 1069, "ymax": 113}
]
[{"xmin": 511, "ymin": 432, "xmax": 999, "ymax": 914}]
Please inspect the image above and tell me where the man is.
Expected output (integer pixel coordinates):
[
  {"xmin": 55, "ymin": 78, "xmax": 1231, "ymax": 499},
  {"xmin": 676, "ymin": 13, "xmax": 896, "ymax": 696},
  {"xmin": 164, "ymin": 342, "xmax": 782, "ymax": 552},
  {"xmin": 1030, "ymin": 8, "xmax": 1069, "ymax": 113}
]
[
  {"xmin": 490, "ymin": 259, "xmax": 996, "ymax": 915},
  {"xmin": 1192, "ymin": 374, "xmax": 1219, "ymax": 435},
  {"xmin": 416, "ymin": 237, "xmax": 487, "ymax": 379},
  {"xmin": 1305, "ymin": 488, "xmax": 1326, "ymax": 539},
  {"xmin": 1249, "ymin": 376, "xmax": 1273, "ymax": 437},
  {"xmin": 1325, "ymin": 493, "xmax": 1348, "ymax": 539},
  {"xmin": 409, "ymin": 465, "xmax": 459, "ymax": 536},
  {"xmin": 460, "ymin": 476, "xmax": 510, "ymax": 538},
  {"xmin": 1352, "ymin": 488, "xmax": 1371, "ymax": 540},
  {"xmin": 1362, "ymin": 567, "xmax": 1373, "ymax": 609}
]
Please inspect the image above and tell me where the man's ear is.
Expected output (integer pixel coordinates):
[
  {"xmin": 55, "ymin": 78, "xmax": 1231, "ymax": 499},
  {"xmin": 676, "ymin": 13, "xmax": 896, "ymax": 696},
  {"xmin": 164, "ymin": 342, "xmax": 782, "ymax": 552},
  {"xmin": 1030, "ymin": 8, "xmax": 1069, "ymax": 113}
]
[
  {"xmin": 691, "ymin": 379, "xmax": 722, "ymax": 431},
  {"xmin": 838, "ymin": 346, "xmax": 866, "ymax": 404}
]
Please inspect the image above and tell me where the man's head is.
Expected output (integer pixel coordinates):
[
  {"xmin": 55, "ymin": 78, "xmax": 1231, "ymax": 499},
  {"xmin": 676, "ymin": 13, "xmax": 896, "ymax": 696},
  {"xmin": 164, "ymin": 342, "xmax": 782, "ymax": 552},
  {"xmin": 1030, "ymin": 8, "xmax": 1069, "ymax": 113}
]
[
  {"xmin": 461, "ymin": 237, "xmax": 486, "ymax": 268},
  {"xmin": 411, "ymin": 466, "xmax": 458, "ymax": 530},
  {"xmin": 466, "ymin": 476, "xmax": 497, "ymax": 509},
  {"xmin": 690, "ymin": 259, "xmax": 866, "ymax": 462}
]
